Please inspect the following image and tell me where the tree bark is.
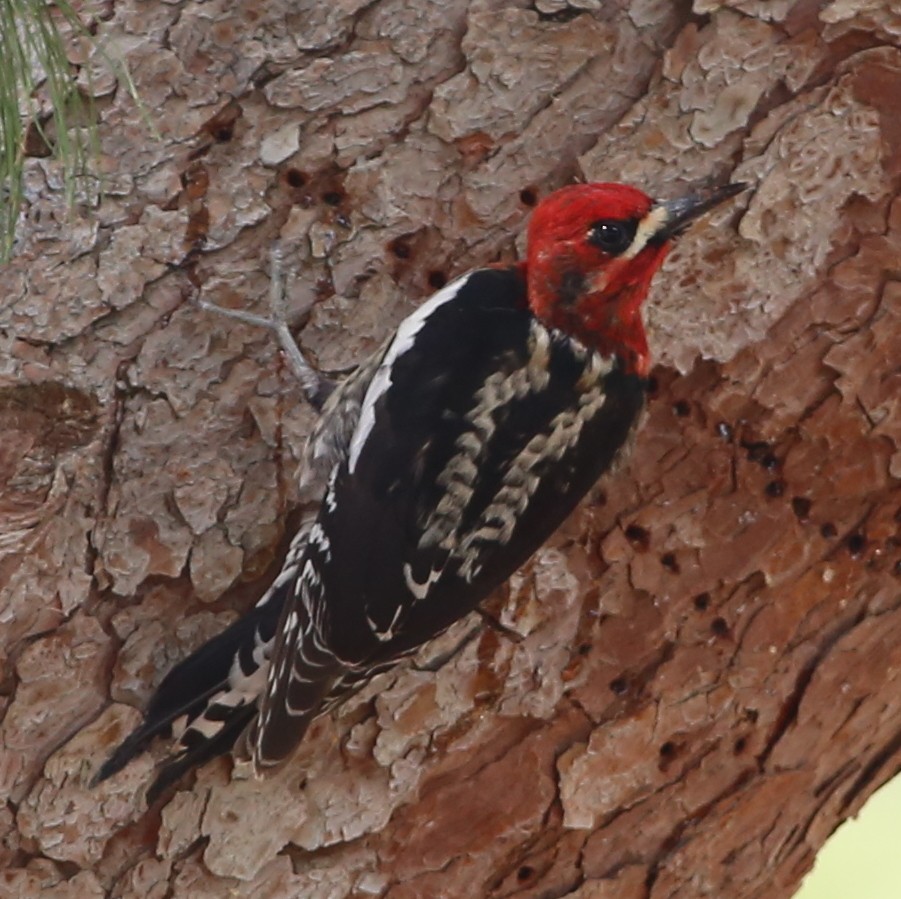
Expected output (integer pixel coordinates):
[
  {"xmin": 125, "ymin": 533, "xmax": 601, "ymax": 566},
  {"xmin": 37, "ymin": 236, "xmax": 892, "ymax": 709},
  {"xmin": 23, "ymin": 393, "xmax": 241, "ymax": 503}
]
[{"xmin": 1, "ymin": 1, "xmax": 899, "ymax": 897}]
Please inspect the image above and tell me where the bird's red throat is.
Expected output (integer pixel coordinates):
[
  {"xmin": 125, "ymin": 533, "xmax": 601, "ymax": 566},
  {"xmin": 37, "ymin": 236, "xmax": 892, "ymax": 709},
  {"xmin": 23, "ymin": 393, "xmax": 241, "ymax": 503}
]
[{"xmin": 525, "ymin": 243, "xmax": 668, "ymax": 378}]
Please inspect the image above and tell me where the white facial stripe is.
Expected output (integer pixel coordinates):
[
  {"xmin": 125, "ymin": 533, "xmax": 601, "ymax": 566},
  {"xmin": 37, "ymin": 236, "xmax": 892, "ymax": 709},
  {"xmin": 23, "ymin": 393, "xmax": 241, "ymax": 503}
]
[
  {"xmin": 621, "ymin": 204, "xmax": 669, "ymax": 260},
  {"xmin": 348, "ymin": 273, "xmax": 473, "ymax": 474}
]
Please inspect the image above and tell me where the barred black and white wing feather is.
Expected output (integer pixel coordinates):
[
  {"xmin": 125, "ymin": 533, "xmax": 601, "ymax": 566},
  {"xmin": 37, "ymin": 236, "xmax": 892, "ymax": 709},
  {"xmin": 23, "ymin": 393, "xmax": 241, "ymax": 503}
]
[{"xmin": 251, "ymin": 267, "xmax": 645, "ymax": 769}]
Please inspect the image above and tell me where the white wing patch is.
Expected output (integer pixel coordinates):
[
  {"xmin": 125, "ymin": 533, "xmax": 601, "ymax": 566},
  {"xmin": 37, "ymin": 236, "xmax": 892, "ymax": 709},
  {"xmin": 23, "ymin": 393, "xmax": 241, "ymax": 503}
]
[
  {"xmin": 348, "ymin": 273, "xmax": 474, "ymax": 474},
  {"xmin": 308, "ymin": 522, "xmax": 331, "ymax": 559},
  {"xmin": 324, "ymin": 468, "xmax": 338, "ymax": 512},
  {"xmin": 366, "ymin": 602, "xmax": 404, "ymax": 642},
  {"xmin": 403, "ymin": 562, "xmax": 443, "ymax": 601}
]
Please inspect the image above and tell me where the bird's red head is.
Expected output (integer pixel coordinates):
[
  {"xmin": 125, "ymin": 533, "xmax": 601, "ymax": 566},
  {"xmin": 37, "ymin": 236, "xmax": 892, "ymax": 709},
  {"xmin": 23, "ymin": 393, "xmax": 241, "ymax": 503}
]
[{"xmin": 525, "ymin": 181, "xmax": 744, "ymax": 376}]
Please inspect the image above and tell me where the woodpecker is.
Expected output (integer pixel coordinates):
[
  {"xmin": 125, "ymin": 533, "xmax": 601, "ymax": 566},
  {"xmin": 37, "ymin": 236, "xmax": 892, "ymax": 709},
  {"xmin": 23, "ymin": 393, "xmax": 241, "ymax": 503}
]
[{"xmin": 95, "ymin": 180, "xmax": 744, "ymax": 801}]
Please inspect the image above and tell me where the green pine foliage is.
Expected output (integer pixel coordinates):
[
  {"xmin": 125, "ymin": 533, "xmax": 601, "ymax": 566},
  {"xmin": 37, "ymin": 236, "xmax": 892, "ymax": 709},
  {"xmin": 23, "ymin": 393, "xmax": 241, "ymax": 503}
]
[{"xmin": 0, "ymin": 0, "xmax": 140, "ymax": 261}]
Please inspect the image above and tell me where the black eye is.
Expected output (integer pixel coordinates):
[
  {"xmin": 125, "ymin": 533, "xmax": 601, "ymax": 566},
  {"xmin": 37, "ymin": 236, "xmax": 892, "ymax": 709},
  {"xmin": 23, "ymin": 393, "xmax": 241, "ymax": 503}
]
[{"xmin": 587, "ymin": 219, "xmax": 637, "ymax": 255}]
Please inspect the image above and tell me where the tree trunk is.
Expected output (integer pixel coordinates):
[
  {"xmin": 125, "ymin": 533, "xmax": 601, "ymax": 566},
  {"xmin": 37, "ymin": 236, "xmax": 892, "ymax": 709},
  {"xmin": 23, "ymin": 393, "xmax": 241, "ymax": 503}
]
[{"xmin": 1, "ymin": 1, "xmax": 899, "ymax": 897}]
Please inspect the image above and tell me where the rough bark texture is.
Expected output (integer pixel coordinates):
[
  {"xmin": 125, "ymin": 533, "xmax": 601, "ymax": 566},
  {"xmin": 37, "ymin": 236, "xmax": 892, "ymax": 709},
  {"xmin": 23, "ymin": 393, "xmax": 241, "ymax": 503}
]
[{"xmin": 1, "ymin": 1, "xmax": 900, "ymax": 897}]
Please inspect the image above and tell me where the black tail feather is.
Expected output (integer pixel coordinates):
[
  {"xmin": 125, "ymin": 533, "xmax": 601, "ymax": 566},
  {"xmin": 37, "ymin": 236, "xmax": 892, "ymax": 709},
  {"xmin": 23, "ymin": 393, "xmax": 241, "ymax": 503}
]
[
  {"xmin": 144, "ymin": 594, "xmax": 281, "ymax": 730},
  {"xmin": 91, "ymin": 673, "xmax": 232, "ymax": 787},
  {"xmin": 94, "ymin": 591, "xmax": 284, "ymax": 790},
  {"xmin": 145, "ymin": 703, "xmax": 257, "ymax": 804}
]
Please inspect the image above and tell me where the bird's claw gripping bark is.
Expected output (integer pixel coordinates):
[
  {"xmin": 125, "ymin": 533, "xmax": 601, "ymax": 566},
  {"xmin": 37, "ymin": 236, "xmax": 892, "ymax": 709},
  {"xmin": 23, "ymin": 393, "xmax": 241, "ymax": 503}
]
[{"xmin": 197, "ymin": 242, "xmax": 332, "ymax": 410}]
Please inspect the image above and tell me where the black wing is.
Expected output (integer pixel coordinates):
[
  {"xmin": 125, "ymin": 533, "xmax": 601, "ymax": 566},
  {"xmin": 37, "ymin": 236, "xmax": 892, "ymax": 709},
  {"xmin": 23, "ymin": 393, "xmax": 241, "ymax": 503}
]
[{"xmin": 255, "ymin": 267, "xmax": 645, "ymax": 765}]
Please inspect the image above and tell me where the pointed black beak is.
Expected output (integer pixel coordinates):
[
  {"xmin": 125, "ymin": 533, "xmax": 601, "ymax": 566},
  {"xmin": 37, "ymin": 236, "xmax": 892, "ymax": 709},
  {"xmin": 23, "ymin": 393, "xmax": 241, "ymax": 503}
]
[{"xmin": 653, "ymin": 182, "xmax": 747, "ymax": 242}]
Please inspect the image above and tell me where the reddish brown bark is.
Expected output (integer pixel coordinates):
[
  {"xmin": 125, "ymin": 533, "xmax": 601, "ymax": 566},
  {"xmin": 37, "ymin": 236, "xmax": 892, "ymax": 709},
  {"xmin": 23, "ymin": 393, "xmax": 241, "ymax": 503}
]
[{"xmin": 1, "ymin": 2, "xmax": 899, "ymax": 897}]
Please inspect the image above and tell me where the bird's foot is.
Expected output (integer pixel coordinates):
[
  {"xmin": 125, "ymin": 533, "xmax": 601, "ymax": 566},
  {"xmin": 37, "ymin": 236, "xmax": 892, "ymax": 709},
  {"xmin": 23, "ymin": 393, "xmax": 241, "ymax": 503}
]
[{"xmin": 197, "ymin": 242, "xmax": 333, "ymax": 409}]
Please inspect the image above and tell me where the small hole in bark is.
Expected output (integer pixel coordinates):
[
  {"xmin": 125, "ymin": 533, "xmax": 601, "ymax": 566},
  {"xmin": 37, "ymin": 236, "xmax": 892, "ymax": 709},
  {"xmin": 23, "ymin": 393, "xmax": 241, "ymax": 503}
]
[
  {"xmin": 238, "ymin": 407, "xmax": 258, "ymax": 439},
  {"xmin": 761, "ymin": 453, "xmax": 779, "ymax": 471},
  {"xmin": 660, "ymin": 552, "xmax": 679, "ymax": 573},
  {"xmin": 388, "ymin": 237, "xmax": 413, "ymax": 259},
  {"xmin": 23, "ymin": 119, "xmax": 53, "ymax": 157},
  {"xmin": 594, "ymin": 491, "xmax": 607, "ymax": 507},
  {"xmin": 658, "ymin": 740, "xmax": 680, "ymax": 771},
  {"xmin": 791, "ymin": 497, "xmax": 812, "ymax": 521},
  {"xmin": 821, "ymin": 522, "xmax": 837, "ymax": 539},
  {"xmin": 895, "ymin": 506, "xmax": 901, "ymax": 524},
  {"xmin": 743, "ymin": 441, "xmax": 770, "ymax": 463},
  {"xmin": 519, "ymin": 186, "xmax": 539, "ymax": 206},
  {"xmin": 427, "ymin": 270, "xmax": 448, "ymax": 289},
  {"xmin": 765, "ymin": 480, "xmax": 786, "ymax": 498},
  {"xmin": 673, "ymin": 400, "xmax": 691, "ymax": 417},
  {"xmin": 847, "ymin": 532, "xmax": 867, "ymax": 558},
  {"xmin": 213, "ymin": 125, "xmax": 234, "ymax": 142},
  {"xmin": 734, "ymin": 736, "xmax": 747, "ymax": 755},
  {"xmin": 711, "ymin": 617, "xmax": 730, "ymax": 638},
  {"xmin": 716, "ymin": 421, "xmax": 734, "ymax": 442},
  {"xmin": 609, "ymin": 676, "xmax": 629, "ymax": 695},
  {"xmin": 517, "ymin": 866, "xmax": 534, "ymax": 882},
  {"xmin": 578, "ymin": 642, "xmax": 591, "ymax": 656},
  {"xmin": 693, "ymin": 592, "xmax": 711, "ymax": 611},
  {"xmin": 625, "ymin": 524, "xmax": 650, "ymax": 550},
  {"xmin": 322, "ymin": 190, "xmax": 344, "ymax": 206},
  {"xmin": 284, "ymin": 168, "xmax": 308, "ymax": 188},
  {"xmin": 744, "ymin": 708, "xmax": 759, "ymax": 724},
  {"xmin": 646, "ymin": 375, "xmax": 659, "ymax": 397},
  {"xmin": 537, "ymin": 6, "xmax": 583, "ymax": 23},
  {"xmin": 894, "ymin": 559, "xmax": 901, "ymax": 577}
]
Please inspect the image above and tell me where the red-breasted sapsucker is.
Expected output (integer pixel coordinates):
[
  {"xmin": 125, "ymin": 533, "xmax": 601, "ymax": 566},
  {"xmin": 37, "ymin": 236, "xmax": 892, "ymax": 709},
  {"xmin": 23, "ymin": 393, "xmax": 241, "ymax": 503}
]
[{"xmin": 96, "ymin": 180, "xmax": 745, "ymax": 801}]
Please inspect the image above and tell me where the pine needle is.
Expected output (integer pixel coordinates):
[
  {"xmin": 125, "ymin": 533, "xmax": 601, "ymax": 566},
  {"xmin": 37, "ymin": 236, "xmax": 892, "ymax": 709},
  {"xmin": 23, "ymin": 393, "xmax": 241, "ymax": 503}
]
[{"xmin": 0, "ymin": 0, "xmax": 144, "ymax": 261}]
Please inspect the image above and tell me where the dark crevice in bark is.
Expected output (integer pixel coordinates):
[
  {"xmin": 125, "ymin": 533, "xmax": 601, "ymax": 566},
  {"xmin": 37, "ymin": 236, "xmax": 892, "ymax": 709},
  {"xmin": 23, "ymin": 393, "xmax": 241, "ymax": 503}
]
[
  {"xmin": 839, "ymin": 723, "xmax": 901, "ymax": 815},
  {"xmin": 643, "ymin": 765, "xmax": 758, "ymax": 897},
  {"xmin": 758, "ymin": 606, "xmax": 868, "ymax": 769}
]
